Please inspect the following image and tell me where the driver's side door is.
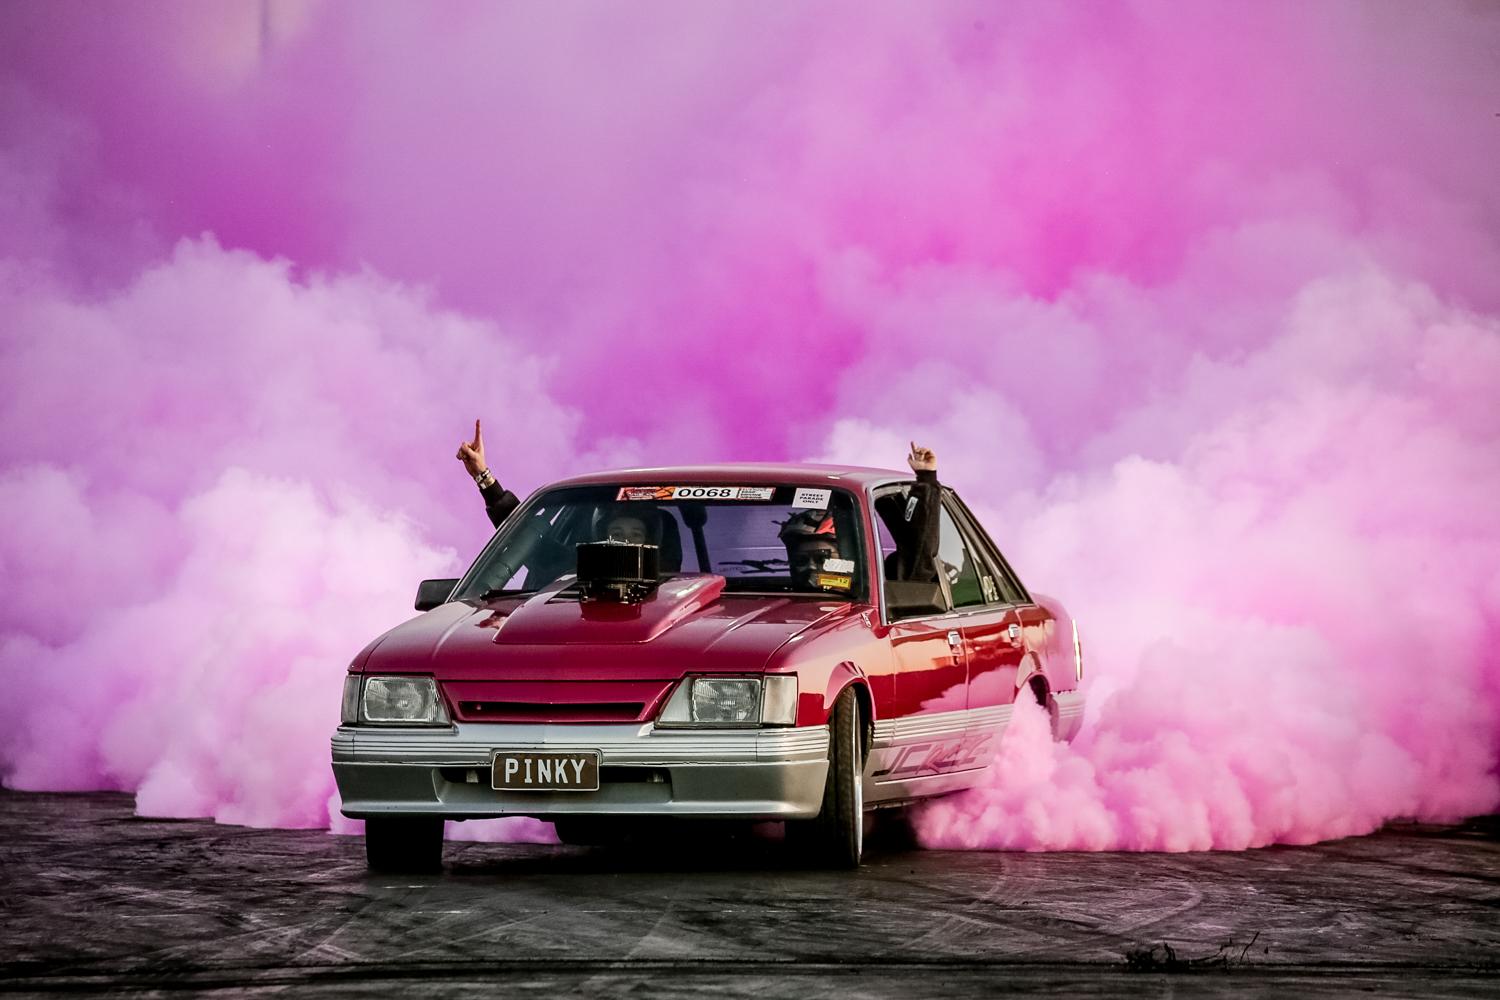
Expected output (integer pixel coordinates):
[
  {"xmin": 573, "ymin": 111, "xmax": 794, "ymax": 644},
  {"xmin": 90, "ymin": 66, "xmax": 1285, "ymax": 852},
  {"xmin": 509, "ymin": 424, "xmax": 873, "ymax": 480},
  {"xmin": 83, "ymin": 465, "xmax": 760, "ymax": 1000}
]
[{"xmin": 867, "ymin": 484, "xmax": 971, "ymax": 787}]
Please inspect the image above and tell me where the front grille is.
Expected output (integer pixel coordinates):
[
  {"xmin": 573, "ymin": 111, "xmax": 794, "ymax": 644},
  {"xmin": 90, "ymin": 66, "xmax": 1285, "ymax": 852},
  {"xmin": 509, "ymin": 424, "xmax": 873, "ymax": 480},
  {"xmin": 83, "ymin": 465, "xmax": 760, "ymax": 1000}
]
[{"xmin": 457, "ymin": 701, "xmax": 646, "ymax": 723}]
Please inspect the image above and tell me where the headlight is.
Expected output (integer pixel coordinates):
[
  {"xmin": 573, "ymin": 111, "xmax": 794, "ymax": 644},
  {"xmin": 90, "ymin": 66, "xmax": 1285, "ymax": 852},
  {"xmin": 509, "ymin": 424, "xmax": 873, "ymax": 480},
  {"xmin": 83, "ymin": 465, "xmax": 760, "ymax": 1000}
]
[
  {"xmin": 657, "ymin": 675, "xmax": 798, "ymax": 727},
  {"xmin": 692, "ymin": 678, "xmax": 760, "ymax": 724},
  {"xmin": 358, "ymin": 676, "xmax": 451, "ymax": 726}
]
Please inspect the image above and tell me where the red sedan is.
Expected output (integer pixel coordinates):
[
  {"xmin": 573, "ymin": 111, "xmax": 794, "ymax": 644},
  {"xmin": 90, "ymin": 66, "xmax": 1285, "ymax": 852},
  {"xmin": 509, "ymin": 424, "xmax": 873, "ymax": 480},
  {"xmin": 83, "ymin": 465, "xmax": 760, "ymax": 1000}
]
[{"xmin": 332, "ymin": 464, "xmax": 1084, "ymax": 870}]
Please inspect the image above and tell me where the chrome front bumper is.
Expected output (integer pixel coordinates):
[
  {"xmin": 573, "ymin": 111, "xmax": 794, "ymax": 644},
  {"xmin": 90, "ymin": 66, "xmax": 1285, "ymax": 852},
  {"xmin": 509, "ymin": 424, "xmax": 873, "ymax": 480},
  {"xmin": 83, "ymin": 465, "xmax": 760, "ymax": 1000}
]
[{"xmin": 331, "ymin": 722, "xmax": 831, "ymax": 820}]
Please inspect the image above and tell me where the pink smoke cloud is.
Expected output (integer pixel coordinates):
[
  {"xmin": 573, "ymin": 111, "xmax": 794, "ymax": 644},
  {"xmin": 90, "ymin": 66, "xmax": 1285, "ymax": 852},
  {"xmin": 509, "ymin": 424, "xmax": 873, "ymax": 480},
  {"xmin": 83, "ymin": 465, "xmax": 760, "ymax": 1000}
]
[
  {"xmin": 0, "ymin": 234, "xmax": 637, "ymax": 829},
  {"xmin": 1, "ymin": 1, "xmax": 1497, "ymax": 847},
  {"xmin": 908, "ymin": 272, "xmax": 1500, "ymax": 849}
]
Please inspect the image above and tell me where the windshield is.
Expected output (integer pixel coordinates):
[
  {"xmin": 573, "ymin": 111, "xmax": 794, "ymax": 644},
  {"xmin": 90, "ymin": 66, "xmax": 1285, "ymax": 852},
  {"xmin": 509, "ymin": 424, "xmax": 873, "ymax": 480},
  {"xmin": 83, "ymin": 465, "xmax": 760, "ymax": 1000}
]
[{"xmin": 453, "ymin": 484, "xmax": 868, "ymax": 601}]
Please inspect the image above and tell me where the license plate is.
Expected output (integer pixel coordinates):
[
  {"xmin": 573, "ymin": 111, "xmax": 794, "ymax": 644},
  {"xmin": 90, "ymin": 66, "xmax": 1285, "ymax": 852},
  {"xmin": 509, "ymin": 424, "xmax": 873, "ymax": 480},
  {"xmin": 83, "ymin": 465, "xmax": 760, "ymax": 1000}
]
[{"xmin": 491, "ymin": 750, "xmax": 600, "ymax": 792}]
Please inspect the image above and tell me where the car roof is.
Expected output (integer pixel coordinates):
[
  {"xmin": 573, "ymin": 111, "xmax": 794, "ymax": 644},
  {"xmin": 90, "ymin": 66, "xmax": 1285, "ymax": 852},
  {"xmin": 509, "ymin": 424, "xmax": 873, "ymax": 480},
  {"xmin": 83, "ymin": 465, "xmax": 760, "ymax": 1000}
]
[{"xmin": 548, "ymin": 463, "xmax": 913, "ymax": 493}]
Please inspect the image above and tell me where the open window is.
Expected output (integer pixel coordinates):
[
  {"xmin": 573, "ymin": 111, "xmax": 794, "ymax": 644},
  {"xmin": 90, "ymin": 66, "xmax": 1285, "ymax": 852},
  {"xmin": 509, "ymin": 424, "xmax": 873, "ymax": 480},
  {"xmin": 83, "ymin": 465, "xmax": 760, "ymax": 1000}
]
[{"xmin": 873, "ymin": 484, "xmax": 949, "ymax": 620}]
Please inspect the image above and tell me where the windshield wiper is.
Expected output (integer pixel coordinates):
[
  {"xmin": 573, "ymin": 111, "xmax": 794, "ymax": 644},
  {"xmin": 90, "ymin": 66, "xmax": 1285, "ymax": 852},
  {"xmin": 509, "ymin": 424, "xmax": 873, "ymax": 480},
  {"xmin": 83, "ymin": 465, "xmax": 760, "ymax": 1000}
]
[{"xmin": 477, "ymin": 587, "xmax": 536, "ymax": 601}]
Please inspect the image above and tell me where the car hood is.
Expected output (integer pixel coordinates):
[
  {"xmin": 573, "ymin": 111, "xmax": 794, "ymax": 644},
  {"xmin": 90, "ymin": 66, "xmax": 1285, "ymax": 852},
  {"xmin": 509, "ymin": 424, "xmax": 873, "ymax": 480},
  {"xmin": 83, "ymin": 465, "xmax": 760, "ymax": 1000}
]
[{"xmin": 360, "ymin": 574, "xmax": 859, "ymax": 682}]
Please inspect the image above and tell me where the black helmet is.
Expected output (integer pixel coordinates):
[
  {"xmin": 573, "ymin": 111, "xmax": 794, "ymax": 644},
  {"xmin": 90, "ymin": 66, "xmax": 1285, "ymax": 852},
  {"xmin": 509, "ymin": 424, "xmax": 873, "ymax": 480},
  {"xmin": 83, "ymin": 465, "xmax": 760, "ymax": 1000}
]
[{"xmin": 778, "ymin": 509, "xmax": 838, "ymax": 546}]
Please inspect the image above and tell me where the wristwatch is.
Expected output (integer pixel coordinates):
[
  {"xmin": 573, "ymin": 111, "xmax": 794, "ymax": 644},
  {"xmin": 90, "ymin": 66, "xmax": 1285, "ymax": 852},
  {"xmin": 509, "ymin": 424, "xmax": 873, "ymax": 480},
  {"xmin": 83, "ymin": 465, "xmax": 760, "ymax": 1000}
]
[{"xmin": 472, "ymin": 468, "xmax": 496, "ymax": 490}]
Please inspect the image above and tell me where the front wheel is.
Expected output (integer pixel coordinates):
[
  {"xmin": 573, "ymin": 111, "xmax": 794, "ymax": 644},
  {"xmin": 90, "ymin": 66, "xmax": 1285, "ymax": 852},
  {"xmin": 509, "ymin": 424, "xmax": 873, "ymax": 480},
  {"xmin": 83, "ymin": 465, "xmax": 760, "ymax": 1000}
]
[
  {"xmin": 365, "ymin": 816, "xmax": 444, "ymax": 873},
  {"xmin": 788, "ymin": 689, "xmax": 864, "ymax": 868}
]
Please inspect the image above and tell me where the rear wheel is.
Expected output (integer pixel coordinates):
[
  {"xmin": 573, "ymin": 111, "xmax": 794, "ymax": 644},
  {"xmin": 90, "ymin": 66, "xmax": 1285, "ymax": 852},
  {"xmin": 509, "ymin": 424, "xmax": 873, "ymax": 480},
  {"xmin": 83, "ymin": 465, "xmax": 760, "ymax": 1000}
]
[
  {"xmin": 788, "ymin": 689, "xmax": 864, "ymax": 868},
  {"xmin": 1028, "ymin": 678, "xmax": 1060, "ymax": 740},
  {"xmin": 365, "ymin": 816, "xmax": 444, "ymax": 873}
]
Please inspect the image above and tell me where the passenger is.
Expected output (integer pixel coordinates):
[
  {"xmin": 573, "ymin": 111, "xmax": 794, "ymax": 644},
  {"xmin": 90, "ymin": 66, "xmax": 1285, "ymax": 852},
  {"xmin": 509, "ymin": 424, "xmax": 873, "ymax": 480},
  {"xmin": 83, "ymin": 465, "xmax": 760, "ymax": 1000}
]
[
  {"xmin": 460, "ymin": 420, "xmax": 658, "ymax": 544},
  {"xmin": 456, "ymin": 420, "xmax": 521, "ymax": 529}
]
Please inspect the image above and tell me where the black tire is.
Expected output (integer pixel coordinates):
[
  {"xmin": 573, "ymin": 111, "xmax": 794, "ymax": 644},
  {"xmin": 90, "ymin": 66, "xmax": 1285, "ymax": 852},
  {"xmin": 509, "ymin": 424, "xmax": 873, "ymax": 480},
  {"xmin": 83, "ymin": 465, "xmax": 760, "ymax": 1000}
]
[
  {"xmin": 1028, "ymin": 678, "xmax": 1060, "ymax": 740},
  {"xmin": 789, "ymin": 689, "xmax": 864, "ymax": 868},
  {"xmin": 867, "ymin": 805, "xmax": 920, "ymax": 851},
  {"xmin": 365, "ymin": 816, "xmax": 444, "ymax": 873}
]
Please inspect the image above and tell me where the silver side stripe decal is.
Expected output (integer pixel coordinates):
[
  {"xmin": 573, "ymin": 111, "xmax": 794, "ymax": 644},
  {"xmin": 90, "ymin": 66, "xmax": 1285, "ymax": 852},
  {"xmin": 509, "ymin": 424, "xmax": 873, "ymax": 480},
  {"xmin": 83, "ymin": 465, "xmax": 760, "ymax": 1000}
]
[{"xmin": 872, "ymin": 694, "xmax": 1086, "ymax": 748}]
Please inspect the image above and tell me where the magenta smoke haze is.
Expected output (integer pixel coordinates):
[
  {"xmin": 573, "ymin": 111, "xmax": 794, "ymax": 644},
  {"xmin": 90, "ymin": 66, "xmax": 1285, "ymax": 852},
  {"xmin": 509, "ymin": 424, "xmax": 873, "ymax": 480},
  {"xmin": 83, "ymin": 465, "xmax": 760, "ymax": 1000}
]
[{"xmin": 0, "ymin": 1, "xmax": 1496, "ymax": 848}]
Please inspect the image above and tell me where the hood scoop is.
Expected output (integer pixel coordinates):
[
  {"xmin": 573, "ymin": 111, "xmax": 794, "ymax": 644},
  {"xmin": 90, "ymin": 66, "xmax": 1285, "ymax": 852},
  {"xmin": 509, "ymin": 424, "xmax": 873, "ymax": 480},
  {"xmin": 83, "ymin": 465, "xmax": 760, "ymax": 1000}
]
[
  {"xmin": 493, "ymin": 572, "xmax": 727, "ymax": 645},
  {"xmin": 576, "ymin": 540, "xmax": 660, "ymax": 603}
]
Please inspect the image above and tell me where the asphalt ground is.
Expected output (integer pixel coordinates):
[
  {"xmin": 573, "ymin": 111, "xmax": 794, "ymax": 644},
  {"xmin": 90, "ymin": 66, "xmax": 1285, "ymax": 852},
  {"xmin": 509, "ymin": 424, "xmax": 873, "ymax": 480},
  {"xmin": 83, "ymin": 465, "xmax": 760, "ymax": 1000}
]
[{"xmin": 1, "ymin": 789, "xmax": 1497, "ymax": 998}]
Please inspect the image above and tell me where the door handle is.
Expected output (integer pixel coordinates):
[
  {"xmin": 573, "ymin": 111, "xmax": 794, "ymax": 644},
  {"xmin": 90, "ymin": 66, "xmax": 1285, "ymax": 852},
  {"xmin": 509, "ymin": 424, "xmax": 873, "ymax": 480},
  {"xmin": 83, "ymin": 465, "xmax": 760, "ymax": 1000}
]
[
  {"xmin": 1008, "ymin": 623, "xmax": 1020, "ymax": 639},
  {"xmin": 947, "ymin": 630, "xmax": 962, "ymax": 648}
]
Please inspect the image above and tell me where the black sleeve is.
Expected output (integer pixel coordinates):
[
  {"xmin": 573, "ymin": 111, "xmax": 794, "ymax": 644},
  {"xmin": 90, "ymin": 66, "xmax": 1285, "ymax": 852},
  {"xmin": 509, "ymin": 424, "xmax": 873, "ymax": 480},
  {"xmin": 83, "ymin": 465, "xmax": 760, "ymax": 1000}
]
[
  {"xmin": 894, "ymin": 470, "xmax": 942, "ymax": 582},
  {"xmin": 480, "ymin": 480, "xmax": 520, "ymax": 529},
  {"xmin": 909, "ymin": 469, "xmax": 942, "ymax": 581}
]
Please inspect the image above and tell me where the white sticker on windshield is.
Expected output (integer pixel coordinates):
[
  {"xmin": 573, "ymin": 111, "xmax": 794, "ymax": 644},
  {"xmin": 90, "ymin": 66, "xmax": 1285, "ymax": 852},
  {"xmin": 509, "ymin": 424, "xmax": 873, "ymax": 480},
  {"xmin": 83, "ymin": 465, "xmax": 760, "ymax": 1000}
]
[
  {"xmin": 793, "ymin": 487, "xmax": 832, "ymax": 509},
  {"xmin": 823, "ymin": 557, "xmax": 855, "ymax": 574}
]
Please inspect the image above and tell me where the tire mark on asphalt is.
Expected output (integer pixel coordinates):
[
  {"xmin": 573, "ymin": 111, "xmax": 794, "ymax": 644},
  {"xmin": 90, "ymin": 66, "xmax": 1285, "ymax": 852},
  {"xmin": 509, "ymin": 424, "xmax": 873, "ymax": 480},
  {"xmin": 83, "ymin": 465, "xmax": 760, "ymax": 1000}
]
[
  {"xmin": 1101, "ymin": 878, "xmax": 1205, "ymax": 936},
  {"xmin": 384, "ymin": 908, "xmax": 556, "ymax": 960},
  {"xmin": 902, "ymin": 863, "xmax": 1015, "ymax": 950},
  {"xmin": 285, "ymin": 893, "xmax": 386, "ymax": 965},
  {"xmin": 6, "ymin": 789, "xmax": 1500, "ymax": 985}
]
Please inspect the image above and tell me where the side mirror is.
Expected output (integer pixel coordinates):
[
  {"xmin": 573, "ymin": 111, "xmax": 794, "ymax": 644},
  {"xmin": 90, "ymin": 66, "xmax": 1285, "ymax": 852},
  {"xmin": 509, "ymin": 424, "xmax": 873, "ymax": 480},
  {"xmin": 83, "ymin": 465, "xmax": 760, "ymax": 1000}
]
[
  {"xmin": 885, "ymin": 580, "xmax": 945, "ymax": 619},
  {"xmin": 414, "ymin": 578, "xmax": 459, "ymax": 611}
]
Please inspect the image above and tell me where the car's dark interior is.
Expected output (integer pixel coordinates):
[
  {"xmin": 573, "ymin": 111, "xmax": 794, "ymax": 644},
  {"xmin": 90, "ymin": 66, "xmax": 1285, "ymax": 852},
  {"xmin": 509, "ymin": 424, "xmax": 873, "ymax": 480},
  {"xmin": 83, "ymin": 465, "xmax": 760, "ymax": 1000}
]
[{"xmin": 464, "ymin": 492, "xmax": 872, "ymax": 601}]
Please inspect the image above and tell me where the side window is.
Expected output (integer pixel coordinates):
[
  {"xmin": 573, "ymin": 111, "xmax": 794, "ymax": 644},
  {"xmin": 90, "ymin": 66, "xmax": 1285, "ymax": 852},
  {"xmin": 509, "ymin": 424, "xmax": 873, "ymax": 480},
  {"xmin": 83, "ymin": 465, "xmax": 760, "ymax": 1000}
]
[
  {"xmin": 947, "ymin": 492, "xmax": 1028, "ymax": 604},
  {"xmin": 990, "ymin": 556, "xmax": 1026, "ymax": 604},
  {"xmin": 937, "ymin": 504, "xmax": 987, "ymax": 608}
]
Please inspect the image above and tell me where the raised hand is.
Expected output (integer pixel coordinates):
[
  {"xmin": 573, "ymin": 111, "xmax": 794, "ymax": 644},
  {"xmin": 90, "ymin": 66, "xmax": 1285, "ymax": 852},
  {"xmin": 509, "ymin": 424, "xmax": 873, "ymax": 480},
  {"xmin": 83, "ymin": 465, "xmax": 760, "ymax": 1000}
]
[
  {"xmin": 456, "ymin": 419, "xmax": 487, "ymax": 477},
  {"xmin": 907, "ymin": 441, "xmax": 937, "ymax": 473}
]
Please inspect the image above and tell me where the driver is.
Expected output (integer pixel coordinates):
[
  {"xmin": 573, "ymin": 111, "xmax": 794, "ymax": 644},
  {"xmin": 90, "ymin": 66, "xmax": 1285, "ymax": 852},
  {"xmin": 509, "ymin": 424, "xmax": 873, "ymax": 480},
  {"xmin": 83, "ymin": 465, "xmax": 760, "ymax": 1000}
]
[
  {"xmin": 778, "ymin": 508, "xmax": 846, "ymax": 590},
  {"xmin": 778, "ymin": 442, "xmax": 941, "ymax": 590},
  {"xmin": 884, "ymin": 441, "xmax": 941, "ymax": 583}
]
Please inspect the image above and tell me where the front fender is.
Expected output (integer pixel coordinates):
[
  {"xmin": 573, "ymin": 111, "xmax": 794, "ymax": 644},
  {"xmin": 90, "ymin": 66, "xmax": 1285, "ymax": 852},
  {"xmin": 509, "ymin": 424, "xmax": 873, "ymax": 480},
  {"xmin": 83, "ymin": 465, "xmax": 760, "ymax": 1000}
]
[{"xmin": 799, "ymin": 660, "xmax": 873, "ymax": 728}]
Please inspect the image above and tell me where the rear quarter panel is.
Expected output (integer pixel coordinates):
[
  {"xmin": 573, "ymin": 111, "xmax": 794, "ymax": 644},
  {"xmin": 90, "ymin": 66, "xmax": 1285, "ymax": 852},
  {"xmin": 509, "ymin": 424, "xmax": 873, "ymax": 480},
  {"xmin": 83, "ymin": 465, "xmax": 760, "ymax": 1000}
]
[{"xmin": 1029, "ymin": 592, "xmax": 1080, "ymax": 694}]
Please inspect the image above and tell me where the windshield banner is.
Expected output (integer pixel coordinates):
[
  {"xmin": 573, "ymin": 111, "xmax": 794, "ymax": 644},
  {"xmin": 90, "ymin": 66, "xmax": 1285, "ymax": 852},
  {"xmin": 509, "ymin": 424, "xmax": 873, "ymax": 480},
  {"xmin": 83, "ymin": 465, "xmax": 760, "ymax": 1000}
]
[{"xmin": 615, "ymin": 485, "xmax": 776, "ymax": 502}]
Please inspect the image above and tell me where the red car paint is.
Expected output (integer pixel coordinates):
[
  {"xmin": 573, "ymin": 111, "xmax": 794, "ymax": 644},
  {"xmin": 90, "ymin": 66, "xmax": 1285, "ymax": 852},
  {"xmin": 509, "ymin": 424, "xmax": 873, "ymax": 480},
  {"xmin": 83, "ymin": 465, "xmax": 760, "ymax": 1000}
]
[{"xmin": 349, "ymin": 464, "xmax": 1080, "ymax": 741}]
